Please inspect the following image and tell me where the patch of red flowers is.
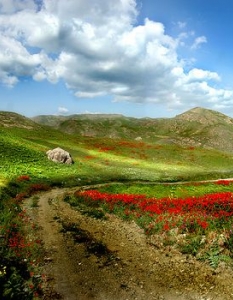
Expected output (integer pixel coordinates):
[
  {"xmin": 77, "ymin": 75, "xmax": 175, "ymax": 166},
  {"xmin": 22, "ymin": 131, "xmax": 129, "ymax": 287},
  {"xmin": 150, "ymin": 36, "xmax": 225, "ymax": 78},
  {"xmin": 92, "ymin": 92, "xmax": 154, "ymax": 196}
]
[
  {"xmin": 15, "ymin": 192, "xmax": 28, "ymax": 203},
  {"xmin": 17, "ymin": 175, "xmax": 30, "ymax": 182},
  {"xmin": 74, "ymin": 189, "xmax": 233, "ymax": 232},
  {"xmin": 99, "ymin": 146, "xmax": 115, "ymax": 152},
  {"xmin": 84, "ymin": 155, "xmax": 95, "ymax": 160},
  {"xmin": 8, "ymin": 232, "xmax": 31, "ymax": 249},
  {"xmin": 215, "ymin": 180, "xmax": 233, "ymax": 186}
]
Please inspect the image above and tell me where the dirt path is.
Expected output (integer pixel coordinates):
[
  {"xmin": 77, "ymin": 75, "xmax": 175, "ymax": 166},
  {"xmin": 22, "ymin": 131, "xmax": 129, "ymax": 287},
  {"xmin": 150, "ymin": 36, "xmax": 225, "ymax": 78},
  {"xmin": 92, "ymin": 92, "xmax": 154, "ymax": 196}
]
[{"xmin": 26, "ymin": 188, "xmax": 233, "ymax": 300}]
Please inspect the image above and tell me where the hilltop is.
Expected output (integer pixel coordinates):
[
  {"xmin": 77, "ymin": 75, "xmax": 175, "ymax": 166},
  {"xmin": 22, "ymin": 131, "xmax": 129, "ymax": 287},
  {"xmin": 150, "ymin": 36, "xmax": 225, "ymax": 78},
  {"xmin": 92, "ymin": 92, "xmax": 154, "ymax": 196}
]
[
  {"xmin": 31, "ymin": 107, "xmax": 233, "ymax": 153},
  {"xmin": 0, "ymin": 111, "xmax": 41, "ymax": 130}
]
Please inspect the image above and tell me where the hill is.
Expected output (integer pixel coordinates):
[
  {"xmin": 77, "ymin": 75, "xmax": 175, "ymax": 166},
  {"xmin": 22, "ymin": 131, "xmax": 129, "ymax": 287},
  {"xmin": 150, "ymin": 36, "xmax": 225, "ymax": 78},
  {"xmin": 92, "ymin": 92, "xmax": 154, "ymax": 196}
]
[
  {"xmin": 32, "ymin": 107, "xmax": 233, "ymax": 153},
  {"xmin": 1, "ymin": 107, "xmax": 233, "ymax": 184},
  {"xmin": 0, "ymin": 111, "xmax": 41, "ymax": 129},
  {"xmin": 162, "ymin": 107, "xmax": 233, "ymax": 151}
]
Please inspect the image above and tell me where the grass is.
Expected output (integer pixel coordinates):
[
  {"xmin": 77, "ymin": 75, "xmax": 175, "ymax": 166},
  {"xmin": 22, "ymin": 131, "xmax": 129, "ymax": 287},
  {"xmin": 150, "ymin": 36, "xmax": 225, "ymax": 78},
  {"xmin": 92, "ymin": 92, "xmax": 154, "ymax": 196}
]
[{"xmin": 97, "ymin": 180, "xmax": 233, "ymax": 198}]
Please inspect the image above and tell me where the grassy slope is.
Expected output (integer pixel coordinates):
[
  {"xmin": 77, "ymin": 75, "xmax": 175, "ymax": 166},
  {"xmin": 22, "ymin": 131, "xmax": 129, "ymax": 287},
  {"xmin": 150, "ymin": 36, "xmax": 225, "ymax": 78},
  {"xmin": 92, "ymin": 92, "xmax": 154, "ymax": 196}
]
[{"xmin": 1, "ymin": 113, "xmax": 233, "ymax": 188}]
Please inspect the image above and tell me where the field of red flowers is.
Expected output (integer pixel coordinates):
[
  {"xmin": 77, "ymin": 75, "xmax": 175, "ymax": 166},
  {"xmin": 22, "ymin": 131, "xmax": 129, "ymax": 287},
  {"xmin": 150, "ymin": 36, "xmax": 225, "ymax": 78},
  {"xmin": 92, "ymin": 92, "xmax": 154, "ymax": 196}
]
[{"xmin": 75, "ymin": 184, "xmax": 233, "ymax": 231}]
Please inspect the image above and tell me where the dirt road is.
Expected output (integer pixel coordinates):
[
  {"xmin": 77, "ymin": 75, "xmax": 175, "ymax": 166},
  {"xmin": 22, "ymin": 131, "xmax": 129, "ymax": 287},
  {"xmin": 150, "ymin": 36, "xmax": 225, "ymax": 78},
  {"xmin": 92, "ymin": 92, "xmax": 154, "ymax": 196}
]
[{"xmin": 26, "ymin": 188, "xmax": 233, "ymax": 300}]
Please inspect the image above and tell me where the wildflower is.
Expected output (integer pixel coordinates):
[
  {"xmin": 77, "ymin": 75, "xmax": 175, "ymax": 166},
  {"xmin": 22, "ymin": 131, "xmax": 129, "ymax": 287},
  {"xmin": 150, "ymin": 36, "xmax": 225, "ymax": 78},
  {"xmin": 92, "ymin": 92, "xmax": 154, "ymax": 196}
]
[{"xmin": 163, "ymin": 223, "xmax": 170, "ymax": 231}]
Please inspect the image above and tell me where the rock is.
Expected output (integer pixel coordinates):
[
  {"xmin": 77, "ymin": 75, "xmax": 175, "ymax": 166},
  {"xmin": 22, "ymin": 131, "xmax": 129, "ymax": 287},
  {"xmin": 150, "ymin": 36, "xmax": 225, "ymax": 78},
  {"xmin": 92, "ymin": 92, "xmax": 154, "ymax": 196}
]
[{"xmin": 46, "ymin": 147, "xmax": 74, "ymax": 164}]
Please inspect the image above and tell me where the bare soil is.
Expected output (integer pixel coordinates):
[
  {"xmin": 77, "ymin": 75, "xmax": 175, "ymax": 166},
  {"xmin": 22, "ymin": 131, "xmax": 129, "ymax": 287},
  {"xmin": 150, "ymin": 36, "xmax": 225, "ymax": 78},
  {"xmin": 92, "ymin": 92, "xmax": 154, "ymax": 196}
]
[{"xmin": 26, "ymin": 188, "xmax": 233, "ymax": 300}]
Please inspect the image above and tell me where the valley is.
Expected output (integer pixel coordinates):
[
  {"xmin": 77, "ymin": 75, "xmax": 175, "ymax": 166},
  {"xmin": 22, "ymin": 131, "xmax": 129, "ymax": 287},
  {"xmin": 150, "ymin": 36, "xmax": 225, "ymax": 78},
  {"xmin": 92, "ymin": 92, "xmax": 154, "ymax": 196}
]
[{"xmin": 1, "ymin": 107, "xmax": 233, "ymax": 299}]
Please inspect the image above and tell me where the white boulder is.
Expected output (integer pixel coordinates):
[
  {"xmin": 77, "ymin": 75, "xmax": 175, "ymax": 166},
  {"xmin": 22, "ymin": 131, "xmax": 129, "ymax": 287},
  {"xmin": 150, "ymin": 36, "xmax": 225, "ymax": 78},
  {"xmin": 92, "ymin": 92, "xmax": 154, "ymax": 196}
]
[{"xmin": 46, "ymin": 147, "xmax": 73, "ymax": 164}]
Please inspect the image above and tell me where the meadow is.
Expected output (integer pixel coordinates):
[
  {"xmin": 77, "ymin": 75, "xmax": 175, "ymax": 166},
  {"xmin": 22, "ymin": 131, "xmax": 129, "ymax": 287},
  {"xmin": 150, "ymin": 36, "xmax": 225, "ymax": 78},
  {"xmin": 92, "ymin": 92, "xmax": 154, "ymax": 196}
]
[{"xmin": 1, "ymin": 122, "xmax": 233, "ymax": 298}]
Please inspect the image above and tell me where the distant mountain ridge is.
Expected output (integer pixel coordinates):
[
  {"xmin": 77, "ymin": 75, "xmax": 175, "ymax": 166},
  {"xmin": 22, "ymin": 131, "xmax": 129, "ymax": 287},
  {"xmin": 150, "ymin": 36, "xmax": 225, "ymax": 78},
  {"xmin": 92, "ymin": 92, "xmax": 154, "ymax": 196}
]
[
  {"xmin": 31, "ymin": 107, "xmax": 233, "ymax": 153},
  {"xmin": 1, "ymin": 107, "xmax": 233, "ymax": 153}
]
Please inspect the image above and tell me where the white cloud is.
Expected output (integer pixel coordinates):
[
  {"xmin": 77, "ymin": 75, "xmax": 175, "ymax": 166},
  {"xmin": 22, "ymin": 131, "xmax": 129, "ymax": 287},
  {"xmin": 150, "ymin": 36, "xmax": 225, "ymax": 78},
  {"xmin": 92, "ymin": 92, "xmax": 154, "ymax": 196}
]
[
  {"xmin": 177, "ymin": 21, "xmax": 186, "ymax": 29},
  {"xmin": 0, "ymin": 0, "xmax": 37, "ymax": 14},
  {"xmin": 58, "ymin": 106, "xmax": 69, "ymax": 114},
  {"xmin": 191, "ymin": 35, "xmax": 207, "ymax": 49},
  {"xmin": 0, "ymin": 33, "xmax": 42, "ymax": 86},
  {"xmin": 187, "ymin": 68, "xmax": 220, "ymax": 82},
  {"xmin": 0, "ymin": 0, "xmax": 232, "ymax": 112},
  {"xmin": 80, "ymin": 110, "xmax": 101, "ymax": 114}
]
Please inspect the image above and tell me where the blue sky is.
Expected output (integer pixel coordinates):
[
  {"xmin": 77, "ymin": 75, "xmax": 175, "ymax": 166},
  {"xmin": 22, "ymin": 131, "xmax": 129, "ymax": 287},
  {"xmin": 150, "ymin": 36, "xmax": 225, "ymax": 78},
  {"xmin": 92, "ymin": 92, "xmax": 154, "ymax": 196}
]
[{"xmin": 0, "ymin": 0, "xmax": 233, "ymax": 118}]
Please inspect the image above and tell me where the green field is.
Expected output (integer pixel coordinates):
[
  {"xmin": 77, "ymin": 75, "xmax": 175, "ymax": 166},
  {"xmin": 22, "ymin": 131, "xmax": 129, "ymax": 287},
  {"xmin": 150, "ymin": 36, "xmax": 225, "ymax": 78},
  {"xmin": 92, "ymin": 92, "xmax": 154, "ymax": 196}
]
[{"xmin": 1, "ymin": 124, "xmax": 233, "ymax": 186}]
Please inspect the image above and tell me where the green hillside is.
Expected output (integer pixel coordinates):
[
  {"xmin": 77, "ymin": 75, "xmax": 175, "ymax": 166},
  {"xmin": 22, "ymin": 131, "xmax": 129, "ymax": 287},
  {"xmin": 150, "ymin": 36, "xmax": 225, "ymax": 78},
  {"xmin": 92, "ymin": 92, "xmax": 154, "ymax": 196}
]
[{"xmin": 1, "ymin": 109, "xmax": 233, "ymax": 187}]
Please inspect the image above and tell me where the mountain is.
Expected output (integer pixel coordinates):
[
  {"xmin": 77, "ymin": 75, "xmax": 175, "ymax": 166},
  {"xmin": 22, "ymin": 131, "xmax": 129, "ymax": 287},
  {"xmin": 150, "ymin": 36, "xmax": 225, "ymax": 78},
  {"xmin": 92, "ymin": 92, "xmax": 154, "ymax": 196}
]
[
  {"xmin": 170, "ymin": 107, "xmax": 233, "ymax": 151},
  {"xmin": 31, "ymin": 107, "xmax": 233, "ymax": 153}
]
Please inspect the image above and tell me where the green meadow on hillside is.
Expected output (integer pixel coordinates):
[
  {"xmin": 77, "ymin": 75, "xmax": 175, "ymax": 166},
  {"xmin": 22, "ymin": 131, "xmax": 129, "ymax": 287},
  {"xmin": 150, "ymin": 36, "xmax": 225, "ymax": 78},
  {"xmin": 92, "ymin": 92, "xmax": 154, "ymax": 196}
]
[{"xmin": 1, "ymin": 124, "xmax": 233, "ymax": 185}]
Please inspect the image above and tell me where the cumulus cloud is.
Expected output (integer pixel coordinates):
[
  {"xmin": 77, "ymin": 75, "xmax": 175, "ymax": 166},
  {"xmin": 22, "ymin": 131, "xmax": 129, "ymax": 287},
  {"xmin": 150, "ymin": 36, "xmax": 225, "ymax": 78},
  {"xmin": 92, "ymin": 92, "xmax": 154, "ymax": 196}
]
[
  {"xmin": 187, "ymin": 68, "xmax": 220, "ymax": 82},
  {"xmin": 0, "ymin": 0, "xmax": 232, "ymax": 111}
]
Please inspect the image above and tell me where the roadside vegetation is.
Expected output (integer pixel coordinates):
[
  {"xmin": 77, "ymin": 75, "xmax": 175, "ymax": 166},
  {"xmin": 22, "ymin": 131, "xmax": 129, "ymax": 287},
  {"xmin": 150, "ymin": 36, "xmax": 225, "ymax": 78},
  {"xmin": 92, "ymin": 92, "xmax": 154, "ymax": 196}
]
[{"xmin": 1, "ymin": 110, "xmax": 233, "ymax": 298}]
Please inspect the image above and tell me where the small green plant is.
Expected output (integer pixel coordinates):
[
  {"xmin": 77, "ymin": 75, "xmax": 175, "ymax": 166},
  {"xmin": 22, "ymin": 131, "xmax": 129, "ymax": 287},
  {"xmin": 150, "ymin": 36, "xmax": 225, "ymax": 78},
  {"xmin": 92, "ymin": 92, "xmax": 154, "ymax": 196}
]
[
  {"xmin": 198, "ymin": 245, "xmax": 231, "ymax": 268},
  {"xmin": 83, "ymin": 208, "xmax": 106, "ymax": 220},
  {"xmin": 179, "ymin": 235, "xmax": 203, "ymax": 256},
  {"xmin": 31, "ymin": 196, "xmax": 39, "ymax": 208}
]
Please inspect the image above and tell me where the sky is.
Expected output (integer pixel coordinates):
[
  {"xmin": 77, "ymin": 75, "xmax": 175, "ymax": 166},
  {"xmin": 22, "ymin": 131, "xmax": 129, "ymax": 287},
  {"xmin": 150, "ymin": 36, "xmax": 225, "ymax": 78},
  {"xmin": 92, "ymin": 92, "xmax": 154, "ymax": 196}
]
[{"xmin": 0, "ymin": 0, "xmax": 233, "ymax": 118}]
